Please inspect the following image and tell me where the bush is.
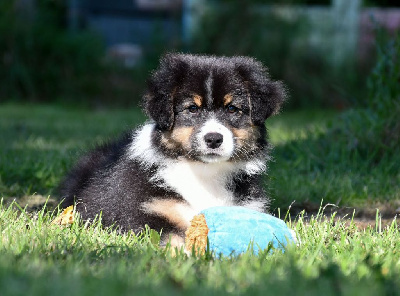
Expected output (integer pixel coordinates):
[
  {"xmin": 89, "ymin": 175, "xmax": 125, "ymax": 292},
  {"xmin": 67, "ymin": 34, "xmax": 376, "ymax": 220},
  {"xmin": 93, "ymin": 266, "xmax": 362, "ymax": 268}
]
[
  {"xmin": 269, "ymin": 31, "xmax": 400, "ymax": 207},
  {"xmin": 331, "ymin": 31, "xmax": 400, "ymax": 162},
  {"xmin": 0, "ymin": 0, "xmax": 184, "ymax": 107},
  {"xmin": 190, "ymin": 1, "xmax": 368, "ymax": 109},
  {"xmin": 0, "ymin": 0, "xmax": 105, "ymax": 103},
  {"xmin": 295, "ymin": 31, "xmax": 400, "ymax": 168}
]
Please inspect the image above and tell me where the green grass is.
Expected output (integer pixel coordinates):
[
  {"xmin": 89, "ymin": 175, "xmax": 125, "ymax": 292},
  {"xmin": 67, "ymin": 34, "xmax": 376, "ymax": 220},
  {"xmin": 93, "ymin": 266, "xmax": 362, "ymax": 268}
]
[
  {"xmin": 1, "ymin": 103, "xmax": 400, "ymax": 295},
  {"xmin": 0, "ymin": 103, "xmax": 145, "ymax": 197},
  {"xmin": 0, "ymin": 103, "xmax": 333, "ymax": 200},
  {"xmin": 1, "ymin": 103, "xmax": 399, "ymax": 209},
  {"xmin": 1, "ymin": 32, "xmax": 399, "ymax": 295},
  {"xmin": 1, "ymin": 201, "xmax": 400, "ymax": 295},
  {"xmin": 268, "ymin": 110, "xmax": 400, "ymax": 209}
]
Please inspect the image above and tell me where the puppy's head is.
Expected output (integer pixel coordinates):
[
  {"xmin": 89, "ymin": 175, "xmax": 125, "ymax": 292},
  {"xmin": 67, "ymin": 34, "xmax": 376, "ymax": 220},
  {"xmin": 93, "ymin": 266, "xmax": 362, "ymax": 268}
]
[{"xmin": 143, "ymin": 53, "xmax": 287, "ymax": 163}]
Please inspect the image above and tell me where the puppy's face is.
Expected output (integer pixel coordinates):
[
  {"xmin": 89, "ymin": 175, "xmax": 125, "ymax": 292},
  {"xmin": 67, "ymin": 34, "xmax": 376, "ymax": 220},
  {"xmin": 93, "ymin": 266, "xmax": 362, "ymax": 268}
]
[{"xmin": 144, "ymin": 54, "xmax": 287, "ymax": 163}]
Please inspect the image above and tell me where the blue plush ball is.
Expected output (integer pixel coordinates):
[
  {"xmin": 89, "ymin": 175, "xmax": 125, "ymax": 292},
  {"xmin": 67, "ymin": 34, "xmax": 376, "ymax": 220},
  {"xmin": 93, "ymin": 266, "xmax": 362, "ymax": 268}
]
[{"xmin": 185, "ymin": 206, "xmax": 296, "ymax": 256}]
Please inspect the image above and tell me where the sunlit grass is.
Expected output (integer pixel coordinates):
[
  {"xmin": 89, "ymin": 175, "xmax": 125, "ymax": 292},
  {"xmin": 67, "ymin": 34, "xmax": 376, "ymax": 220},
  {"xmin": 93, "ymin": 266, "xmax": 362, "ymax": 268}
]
[
  {"xmin": 1, "ymin": 103, "xmax": 398, "ymax": 209},
  {"xmin": 0, "ymin": 103, "xmax": 337, "ymax": 199},
  {"xmin": 1, "ymin": 200, "xmax": 399, "ymax": 295},
  {"xmin": 0, "ymin": 103, "xmax": 145, "ymax": 197},
  {"xmin": 267, "ymin": 109, "xmax": 400, "ymax": 209},
  {"xmin": 268, "ymin": 109, "xmax": 337, "ymax": 145},
  {"xmin": 1, "ymin": 103, "xmax": 399, "ymax": 295}
]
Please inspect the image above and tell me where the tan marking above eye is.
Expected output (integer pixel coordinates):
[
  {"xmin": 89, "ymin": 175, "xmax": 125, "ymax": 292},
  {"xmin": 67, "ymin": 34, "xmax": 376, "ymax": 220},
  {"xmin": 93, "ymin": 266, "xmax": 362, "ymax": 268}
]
[
  {"xmin": 223, "ymin": 94, "xmax": 233, "ymax": 106},
  {"xmin": 193, "ymin": 94, "xmax": 203, "ymax": 107}
]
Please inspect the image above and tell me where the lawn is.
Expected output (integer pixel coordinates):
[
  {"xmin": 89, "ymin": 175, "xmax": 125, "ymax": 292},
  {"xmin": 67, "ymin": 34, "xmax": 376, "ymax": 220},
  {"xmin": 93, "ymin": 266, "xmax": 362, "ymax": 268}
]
[
  {"xmin": 1, "ymin": 194, "xmax": 400, "ymax": 295},
  {"xmin": 4, "ymin": 102, "xmax": 398, "ymax": 209},
  {"xmin": 0, "ymin": 103, "xmax": 337, "ymax": 202},
  {"xmin": 1, "ymin": 103, "xmax": 399, "ymax": 295}
]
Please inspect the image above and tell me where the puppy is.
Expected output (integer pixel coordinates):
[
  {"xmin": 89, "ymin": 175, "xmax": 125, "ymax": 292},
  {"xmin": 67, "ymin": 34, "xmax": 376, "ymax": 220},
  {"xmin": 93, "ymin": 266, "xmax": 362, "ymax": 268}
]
[{"xmin": 59, "ymin": 54, "xmax": 286, "ymax": 247}]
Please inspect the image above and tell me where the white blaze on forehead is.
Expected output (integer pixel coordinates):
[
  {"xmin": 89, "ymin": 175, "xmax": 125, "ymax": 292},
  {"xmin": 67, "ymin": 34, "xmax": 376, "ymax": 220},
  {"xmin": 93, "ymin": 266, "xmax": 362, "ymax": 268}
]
[
  {"xmin": 205, "ymin": 72, "xmax": 213, "ymax": 105},
  {"xmin": 197, "ymin": 118, "xmax": 235, "ymax": 162}
]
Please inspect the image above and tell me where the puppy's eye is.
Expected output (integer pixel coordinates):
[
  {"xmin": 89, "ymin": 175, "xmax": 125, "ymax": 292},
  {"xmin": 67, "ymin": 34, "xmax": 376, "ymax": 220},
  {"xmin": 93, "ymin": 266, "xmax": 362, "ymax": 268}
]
[
  {"xmin": 188, "ymin": 105, "xmax": 199, "ymax": 113},
  {"xmin": 226, "ymin": 104, "xmax": 240, "ymax": 114}
]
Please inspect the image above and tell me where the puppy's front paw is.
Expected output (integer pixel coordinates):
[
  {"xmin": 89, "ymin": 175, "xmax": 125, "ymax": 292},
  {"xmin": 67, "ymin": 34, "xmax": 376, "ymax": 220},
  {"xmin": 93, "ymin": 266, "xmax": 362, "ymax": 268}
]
[{"xmin": 162, "ymin": 232, "xmax": 189, "ymax": 256}]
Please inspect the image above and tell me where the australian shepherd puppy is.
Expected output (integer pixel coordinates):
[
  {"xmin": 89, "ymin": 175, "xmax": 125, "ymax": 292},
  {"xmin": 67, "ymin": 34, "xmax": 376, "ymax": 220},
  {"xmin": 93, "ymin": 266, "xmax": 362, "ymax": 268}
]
[{"xmin": 59, "ymin": 53, "xmax": 287, "ymax": 247}]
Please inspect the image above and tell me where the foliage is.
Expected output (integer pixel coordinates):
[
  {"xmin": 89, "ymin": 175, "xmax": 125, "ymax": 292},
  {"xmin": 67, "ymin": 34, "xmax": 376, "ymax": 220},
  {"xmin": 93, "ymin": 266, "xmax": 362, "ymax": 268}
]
[
  {"xmin": 190, "ymin": 0, "xmax": 367, "ymax": 109},
  {"xmin": 323, "ymin": 31, "xmax": 400, "ymax": 163},
  {"xmin": 1, "ymin": 202, "xmax": 400, "ymax": 295},
  {"xmin": 364, "ymin": 0, "xmax": 400, "ymax": 7},
  {"xmin": 268, "ymin": 32, "xmax": 400, "ymax": 207},
  {"xmin": 0, "ymin": 0, "xmax": 107, "ymax": 103},
  {"xmin": 365, "ymin": 32, "xmax": 400, "ymax": 150},
  {"xmin": 0, "ymin": 0, "xmax": 185, "ymax": 106}
]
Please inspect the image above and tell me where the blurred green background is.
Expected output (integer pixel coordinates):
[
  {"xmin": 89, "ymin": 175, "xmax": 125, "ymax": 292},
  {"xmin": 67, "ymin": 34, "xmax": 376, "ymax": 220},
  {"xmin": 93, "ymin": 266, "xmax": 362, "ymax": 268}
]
[{"xmin": 1, "ymin": 0, "xmax": 398, "ymax": 108}]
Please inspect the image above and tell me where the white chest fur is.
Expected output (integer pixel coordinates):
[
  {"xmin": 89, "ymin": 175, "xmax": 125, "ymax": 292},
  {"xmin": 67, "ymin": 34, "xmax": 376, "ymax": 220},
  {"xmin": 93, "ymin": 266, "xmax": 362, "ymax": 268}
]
[
  {"xmin": 157, "ymin": 160, "xmax": 236, "ymax": 214},
  {"xmin": 128, "ymin": 123, "xmax": 267, "ymax": 221}
]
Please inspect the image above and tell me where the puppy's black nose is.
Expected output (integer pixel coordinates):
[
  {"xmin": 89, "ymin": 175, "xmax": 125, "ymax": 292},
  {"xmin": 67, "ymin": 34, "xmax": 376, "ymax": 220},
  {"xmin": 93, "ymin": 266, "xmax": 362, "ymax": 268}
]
[{"xmin": 204, "ymin": 133, "xmax": 223, "ymax": 149}]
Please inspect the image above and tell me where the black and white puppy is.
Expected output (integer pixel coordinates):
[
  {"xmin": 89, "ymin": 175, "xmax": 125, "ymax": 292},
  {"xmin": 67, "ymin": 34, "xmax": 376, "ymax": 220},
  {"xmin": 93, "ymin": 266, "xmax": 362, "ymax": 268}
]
[{"xmin": 59, "ymin": 54, "xmax": 286, "ymax": 247}]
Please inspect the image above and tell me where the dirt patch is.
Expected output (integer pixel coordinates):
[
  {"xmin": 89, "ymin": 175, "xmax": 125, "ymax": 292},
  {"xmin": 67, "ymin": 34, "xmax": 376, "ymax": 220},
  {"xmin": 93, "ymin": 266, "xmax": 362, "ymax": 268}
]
[
  {"xmin": 3, "ymin": 195, "xmax": 399, "ymax": 229},
  {"xmin": 277, "ymin": 201, "xmax": 399, "ymax": 229},
  {"xmin": 2, "ymin": 194, "xmax": 59, "ymax": 212}
]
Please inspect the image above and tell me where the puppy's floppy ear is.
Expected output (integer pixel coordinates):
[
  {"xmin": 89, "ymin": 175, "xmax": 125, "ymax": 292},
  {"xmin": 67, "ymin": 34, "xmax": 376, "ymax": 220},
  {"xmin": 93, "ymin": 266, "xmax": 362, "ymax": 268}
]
[
  {"xmin": 143, "ymin": 53, "xmax": 188, "ymax": 130},
  {"xmin": 234, "ymin": 57, "xmax": 287, "ymax": 125}
]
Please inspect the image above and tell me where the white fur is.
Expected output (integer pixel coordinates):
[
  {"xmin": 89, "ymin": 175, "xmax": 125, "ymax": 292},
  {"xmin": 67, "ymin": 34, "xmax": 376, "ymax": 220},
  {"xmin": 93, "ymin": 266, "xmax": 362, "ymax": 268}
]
[
  {"xmin": 241, "ymin": 158, "xmax": 267, "ymax": 175},
  {"xmin": 127, "ymin": 123, "xmax": 162, "ymax": 168},
  {"xmin": 127, "ymin": 122, "xmax": 267, "ymax": 221},
  {"xmin": 128, "ymin": 122, "xmax": 266, "ymax": 176},
  {"xmin": 241, "ymin": 199, "xmax": 267, "ymax": 212},
  {"xmin": 157, "ymin": 160, "xmax": 237, "ymax": 216},
  {"xmin": 196, "ymin": 118, "xmax": 235, "ymax": 163},
  {"xmin": 205, "ymin": 72, "xmax": 213, "ymax": 105}
]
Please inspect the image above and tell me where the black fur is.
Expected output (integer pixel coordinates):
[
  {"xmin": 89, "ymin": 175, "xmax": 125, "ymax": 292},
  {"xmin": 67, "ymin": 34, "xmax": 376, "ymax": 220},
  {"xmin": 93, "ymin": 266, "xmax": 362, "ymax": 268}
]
[
  {"xmin": 59, "ymin": 54, "xmax": 287, "ymax": 240},
  {"xmin": 144, "ymin": 54, "xmax": 286, "ymax": 130}
]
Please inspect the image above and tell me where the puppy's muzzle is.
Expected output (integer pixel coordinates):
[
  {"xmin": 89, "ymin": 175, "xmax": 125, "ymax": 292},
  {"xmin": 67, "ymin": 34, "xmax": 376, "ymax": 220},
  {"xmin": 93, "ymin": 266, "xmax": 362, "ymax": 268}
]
[{"xmin": 204, "ymin": 132, "xmax": 223, "ymax": 149}]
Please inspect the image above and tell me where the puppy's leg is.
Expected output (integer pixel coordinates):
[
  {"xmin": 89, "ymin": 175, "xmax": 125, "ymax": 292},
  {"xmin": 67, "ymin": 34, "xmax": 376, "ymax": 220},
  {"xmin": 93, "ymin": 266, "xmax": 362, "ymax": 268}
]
[
  {"xmin": 141, "ymin": 199, "xmax": 194, "ymax": 229},
  {"xmin": 141, "ymin": 199, "xmax": 195, "ymax": 255},
  {"xmin": 161, "ymin": 232, "xmax": 188, "ymax": 256}
]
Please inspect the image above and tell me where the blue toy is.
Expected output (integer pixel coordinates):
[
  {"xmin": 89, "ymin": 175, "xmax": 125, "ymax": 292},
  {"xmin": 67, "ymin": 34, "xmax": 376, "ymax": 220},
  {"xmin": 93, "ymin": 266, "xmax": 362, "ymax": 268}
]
[{"xmin": 185, "ymin": 206, "xmax": 296, "ymax": 256}]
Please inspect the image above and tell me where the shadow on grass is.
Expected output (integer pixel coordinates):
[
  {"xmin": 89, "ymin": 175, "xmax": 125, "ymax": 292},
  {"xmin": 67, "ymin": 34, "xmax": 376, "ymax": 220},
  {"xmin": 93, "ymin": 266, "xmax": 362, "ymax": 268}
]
[{"xmin": 268, "ymin": 126, "xmax": 400, "ymax": 213}]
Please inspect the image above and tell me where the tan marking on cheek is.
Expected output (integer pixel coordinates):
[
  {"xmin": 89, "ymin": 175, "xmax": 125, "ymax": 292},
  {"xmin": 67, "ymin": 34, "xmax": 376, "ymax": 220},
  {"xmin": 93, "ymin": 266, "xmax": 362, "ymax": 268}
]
[
  {"xmin": 160, "ymin": 127, "xmax": 194, "ymax": 150},
  {"xmin": 193, "ymin": 94, "xmax": 203, "ymax": 107},
  {"xmin": 232, "ymin": 128, "xmax": 250, "ymax": 140},
  {"xmin": 223, "ymin": 94, "xmax": 233, "ymax": 106},
  {"xmin": 142, "ymin": 199, "xmax": 191, "ymax": 230},
  {"xmin": 232, "ymin": 127, "xmax": 260, "ymax": 148},
  {"xmin": 160, "ymin": 133, "xmax": 176, "ymax": 149},
  {"xmin": 171, "ymin": 127, "xmax": 194, "ymax": 149}
]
